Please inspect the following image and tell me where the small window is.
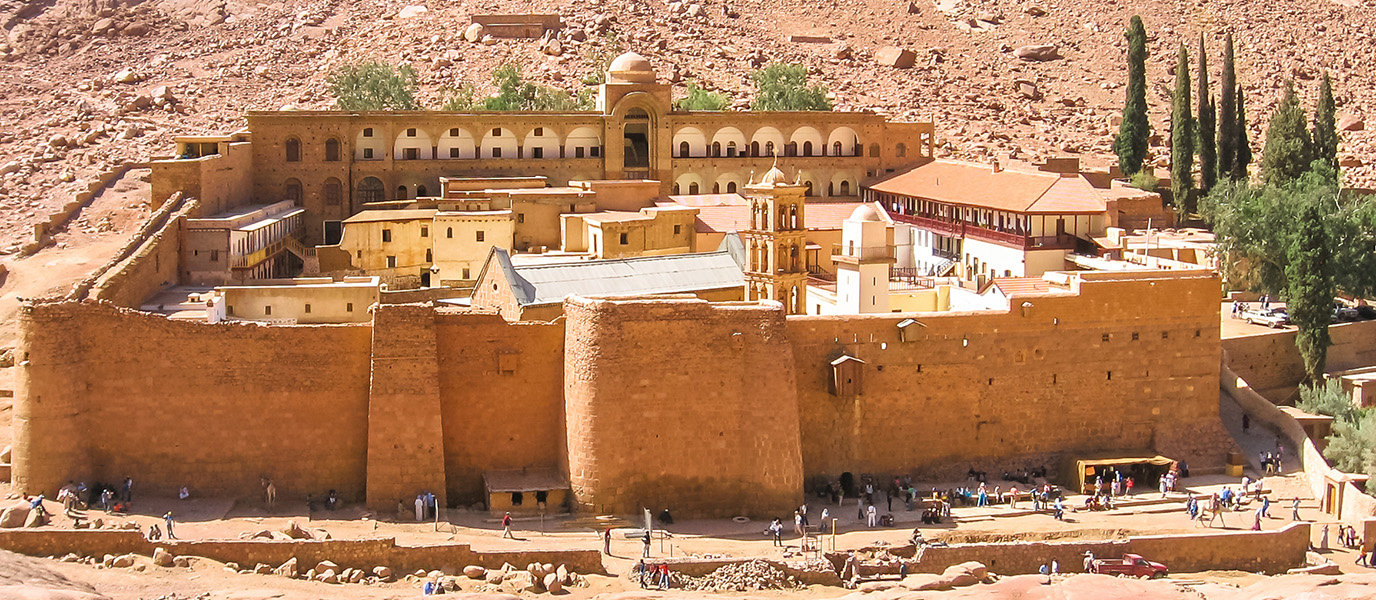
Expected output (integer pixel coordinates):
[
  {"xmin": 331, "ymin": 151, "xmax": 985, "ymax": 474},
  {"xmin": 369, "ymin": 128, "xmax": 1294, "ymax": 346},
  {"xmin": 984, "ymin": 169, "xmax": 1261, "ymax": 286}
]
[
  {"xmin": 305, "ymin": 303, "xmax": 312, "ymax": 314},
  {"xmin": 1195, "ymin": 329, "xmax": 1202, "ymax": 338},
  {"xmin": 425, "ymin": 249, "xmax": 432, "ymax": 262},
  {"xmin": 492, "ymin": 128, "xmax": 502, "ymax": 137},
  {"xmin": 404, "ymin": 147, "xmax": 418, "ymax": 160},
  {"xmin": 325, "ymin": 139, "xmax": 340, "ymax": 161},
  {"xmin": 450, "ymin": 147, "xmax": 461, "ymax": 158},
  {"xmin": 210, "ymin": 250, "xmax": 219, "ymax": 262},
  {"xmin": 476, "ymin": 231, "xmax": 485, "ymax": 242},
  {"xmin": 407, "ymin": 128, "xmax": 417, "ymax": 137},
  {"xmin": 674, "ymin": 225, "xmax": 682, "ymax": 235},
  {"xmin": 446, "ymin": 227, "xmax": 453, "ymax": 238},
  {"xmin": 619, "ymin": 233, "xmax": 629, "ymax": 245},
  {"xmin": 421, "ymin": 226, "xmax": 429, "ymax": 237},
  {"xmin": 1162, "ymin": 331, "xmax": 1169, "ymax": 340},
  {"xmin": 386, "ymin": 256, "xmax": 397, "ymax": 268},
  {"xmin": 575, "ymin": 147, "xmax": 585, "ymax": 158},
  {"xmin": 363, "ymin": 128, "xmax": 374, "ymax": 137},
  {"xmin": 492, "ymin": 147, "xmax": 502, "ymax": 158},
  {"xmin": 285, "ymin": 138, "xmax": 301, "ymax": 162},
  {"xmin": 590, "ymin": 146, "xmax": 600, "ymax": 157},
  {"xmin": 363, "ymin": 147, "xmax": 374, "ymax": 159},
  {"xmin": 532, "ymin": 147, "xmax": 544, "ymax": 159},
  {"xmin": 463, "ymin": 268, "xmax": 471, "ymax": 279},
  {"xmin": 1101, "ymin": 333, "xmax": 1110, "ymax": 343},
  {"xmin": 1131, "ymin": 332, "xmax": 1140, "ymax": 341},
  {"xmin": 449, "ymin": 128, "xmax": 461, "ymax": 136},
  {"xmin": 264, "ymin": 305, "xmax": 272, "ymax": 316},
  {"xmin": 1107, "ymin": 371, "xmax": 1113, "ymax": 381},
  {"xmin": 356, "ymin": 250, "xmax": 362, "ymax": 259},
  {"xmin": 347, "ymin": 302, "xmax": 354, "ymax": 312},
  {"xmin": 517, "ymin": 213, "xmax": 526, "ymax": 224},
  {"xmin": 382, "ymin": 229, "xmax": 392, "ymax": 243},
  {"xmin": 534, "ymin": 127, "xmax": 544, "ymax": 136}
]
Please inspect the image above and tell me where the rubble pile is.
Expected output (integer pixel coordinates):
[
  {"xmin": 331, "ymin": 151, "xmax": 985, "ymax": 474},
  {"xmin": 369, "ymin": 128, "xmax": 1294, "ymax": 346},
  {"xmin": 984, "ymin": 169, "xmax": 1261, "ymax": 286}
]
[{"xmin": 670, "ymin": 560, "xmax": 803, "ymax": 592}]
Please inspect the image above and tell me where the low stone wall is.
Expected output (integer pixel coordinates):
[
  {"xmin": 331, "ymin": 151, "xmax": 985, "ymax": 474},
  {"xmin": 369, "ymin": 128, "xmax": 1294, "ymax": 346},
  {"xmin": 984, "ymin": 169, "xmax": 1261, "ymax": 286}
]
[
  {"xmin": 380, "ymin": 287, "xmax": 472, "ymax": 305},
  {"xmin": 21, "ymin": 163, "xmax": 142, "ymax": 257},
  {"xmin": 0, "ymin": 530, "xmax": 605, "ymax": 575}
]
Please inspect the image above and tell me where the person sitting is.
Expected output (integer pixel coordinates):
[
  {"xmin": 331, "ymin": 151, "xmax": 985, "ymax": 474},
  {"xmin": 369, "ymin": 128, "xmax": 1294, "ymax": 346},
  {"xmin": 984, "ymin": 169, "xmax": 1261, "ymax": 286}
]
[
  {"xmin": 179, "ymin": 486, "xmax": 190, "ymax": 501},
  {"xmin": 326, "ymin": 490, "xmax": 339, "ymax": 511},
  {"xmin": 658, "ymin": 508, "xmax": 674, "ymax": 525}
]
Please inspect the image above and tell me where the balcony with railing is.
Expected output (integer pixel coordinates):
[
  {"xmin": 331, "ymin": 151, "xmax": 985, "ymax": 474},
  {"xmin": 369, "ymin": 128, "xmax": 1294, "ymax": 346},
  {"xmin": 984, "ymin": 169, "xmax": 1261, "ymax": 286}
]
[
  {"xmin": 889, "ymin": 211, "xmax": 1079, "ymax": 251},
  {"xmin": 831, "ymin": 243, "xmax": 898, "ymax": 265}
]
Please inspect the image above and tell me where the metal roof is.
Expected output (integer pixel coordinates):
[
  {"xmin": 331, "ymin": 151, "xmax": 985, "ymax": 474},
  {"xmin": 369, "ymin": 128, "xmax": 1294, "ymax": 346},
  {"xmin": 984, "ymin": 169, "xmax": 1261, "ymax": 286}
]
[{"xmin": 507, "ymin": 250, "xmax": 744, "ymax": 307}]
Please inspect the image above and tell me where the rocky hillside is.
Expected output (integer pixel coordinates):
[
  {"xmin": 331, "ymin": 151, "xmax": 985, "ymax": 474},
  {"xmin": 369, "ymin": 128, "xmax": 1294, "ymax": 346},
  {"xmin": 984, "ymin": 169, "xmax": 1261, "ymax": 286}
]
[{"xmin": 1, "ymin": 0, "xmax": 1373, "ymax": 249}]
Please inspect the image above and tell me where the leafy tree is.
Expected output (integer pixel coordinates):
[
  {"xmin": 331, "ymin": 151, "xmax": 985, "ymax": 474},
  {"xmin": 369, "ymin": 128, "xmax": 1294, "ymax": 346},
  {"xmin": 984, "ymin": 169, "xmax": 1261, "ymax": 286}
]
[
  {"xmin": 1197, "ymin": 34, "xmax": 1217, "ymax": 195},
  {"xmin": 326, "ymin": 61, "xmax": 419, "ymax": 111},
  {"xmin": 480, "ymin": 64, "xmax": 594, "ymax": 111},
  {"xmin": 1234, "ymin": 87, "xmax": 1252, "ymax": 180},
  {"xmin": 1301, "ymin": 380, "xmax": 1376, "ymax": 490},
  {"xmin": 676, "ymin": 80, "xmax": 732, "ymax": 111},
  {"xmin": 1312, "ymin": 72, "xmax": 1339, "ymax": 178},
  {"xmin": 750, "ymin": 63, "xmax": 832, "ymax": 111},
  {"xmin": 1170, "ymin": 44, "xmax": 1195, "ymax": 212},
  {"xmin": 1287, "ymin": 201, "xmax": 1334, "ymax": 382},
  {"xmin": 1217, "ymin": 34, "xmax": 1237, "ymax": 180},
  {"xmin": 582, "ymin": 31, "xmax": 625, "ymax": 85},
  {"xmin": 1129, "ymin": 170, "xmax": 1159, "ymax": 191},
  {"xmin": 1114, "ymin": 16, "xmax": 1150, "ymax": 176},
  {"xmin": 1262, "ymin": 81, "xmax": 1315, "ymax": 186},
  {"xmin": 441, "ymin": 82, "xmax": 478, "ymax": 111},
  {"xmin": 1299, "ymin": 378, "xmax": 1360, "ymax": 424}
]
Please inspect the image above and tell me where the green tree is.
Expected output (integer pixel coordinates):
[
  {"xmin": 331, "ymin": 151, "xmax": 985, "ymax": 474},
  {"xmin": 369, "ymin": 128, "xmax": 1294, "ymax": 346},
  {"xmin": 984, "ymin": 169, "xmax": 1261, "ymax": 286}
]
[
  {"xmin": 582, "ymin": 32, "xmax": 625, "ymax": 85},
  {"xmin": 1171, "ymin": 44, "xmax": 1195, "ymax": 212},
  {"xmin": 750, "ymin": 63, "xmax": 832, "ymax": 111},
  {"xmin": 1262, "ymin": 81, "xmax": 1315, "ymax": 186},
  {"xmin": 441, "ymin": 82, "xmax": 478, "ymax": 111},
  {"xmin": 1197, "ymin": 34, "xmax": 1217, "ymax": 195},
  {"xmin": 676, "ymin": 80, "xmax": 732, "ymax": 111},
  {"xmin": 1234, "ymin": 86, "xmax": 1252, "ymax": 180},
  {"xmin": 326, "ymin": 61, "xmax": 419, "ymax": 111},
  {"xmin": 1300, "ymin": 379, "xmax": 1376, "ymax": 488},
  {"xmin": 1114, "ymin": 16, "xmax": 1151, "ymax": 176},
  {"xmin": 1286, "ymin": 200, "xmax": 1335, "ymax": 382},
  {"xmin": 1312, "ymin": 72, "xmax": 1339, "ymax": 178},
  {"xmin": 1299, "ymin": 378, "xmax": 1360, "ymax": 423},
  {"xmin": 481, "ymin": 64, "xmax": 593, "ymax": 111},
  {"xmin": 1217, "ymin": 34, "xmax": 1237, "ymax": 180}
]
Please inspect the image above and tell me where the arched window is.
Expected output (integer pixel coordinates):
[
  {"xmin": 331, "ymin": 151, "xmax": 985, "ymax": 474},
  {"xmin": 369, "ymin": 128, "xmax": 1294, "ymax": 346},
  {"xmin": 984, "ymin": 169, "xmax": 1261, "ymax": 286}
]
[
  {"xmin": 785, "ymin": 142, "xmax": 797, "ymax": 157},
  {"xmin": 447, "ymin": 227, "xmax": 453, "ymax": 238},
  {"xmin": 712, "ymin": 142, "xmax": 721, "ymax": 157},
  {"xmin": 727, "ymin": 182, "xmax": 737, "ymax": 193},
  {"xmin": 285, "ymin": 138, "xmax": 301, "ymax": 162},
  {"xmin": 713, "ymin": 182, "xmax": 721, "ymax": 193},
  {"xmin": 425, "ymin": 248, "xmax": 433, "ymax": 263},
  {"xmin": 679, "ymin": 141, "xmax": 690, "ymax": 157},
  {"xmin": 358, "ymin": 177, "xmax": 384, "ymax": 204},
  {"xmin": 728, "ymin": 142, "xmax": 737, "ymax": 157},
  {"xmin": 417, "ymin": 185, "xmax": 428, "ymax": 197},
  {"xmin": 803, "ymin": 141, "xmax": 813, "ymax": 156},
  {"xmin": 840, "ymin": 181, "xmax": 851, "ymax": 196},
  {"xmin": 804, "ymin": 181, "xmax": 814, "ymax": 197},
  {"xmin": 323, "ymin": 178, "xmax": 342, "ymax": 206},
  {"xmin": 396, "ymin": 185, "xmax": 408, "ymax": 200},
  {"xmin": 688, "ymin": 182, "xmax": 700, "ymax": 195},
  {"xmin": 325, "ymin": 138, "xmax": 340, "ymax": 161},
  {"xmin": 673, "ymin": 183, "xmax": 681, "ymax": 194},
  {"xmin": 868, "ymin": 143, "xmax": 880, "ymax": 157},
  {"xmin": 765, "ymin": 141, "xmax": 775, "ymax": 157},
  {"xmin": 828, "ymin": 182, "xmax": 835, "ymax": 196},
  {"xmin": 284, "ymin": 178, "xmax": 302, "ymax": 203},
  {"xmin": 833, "ymin": 141, "xmax": 843, "ymax": 156},
  {"xmin": 897, "ymin": 143, "xmax": 907, "ymax": 158},
  {"xmin": 750, "ymin": 141, "xmax": 760, "ymax": 157}
]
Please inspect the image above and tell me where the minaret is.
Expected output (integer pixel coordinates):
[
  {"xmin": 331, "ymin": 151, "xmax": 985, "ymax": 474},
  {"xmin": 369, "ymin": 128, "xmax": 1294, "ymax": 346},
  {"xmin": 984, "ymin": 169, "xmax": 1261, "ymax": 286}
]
[
  {"xmin": 741, "ymin": 159, "xmax": 808, "ymax": 314},
  {"xmin": 834, "ymin": 203, "xmax": 895, "ymax": 313}
]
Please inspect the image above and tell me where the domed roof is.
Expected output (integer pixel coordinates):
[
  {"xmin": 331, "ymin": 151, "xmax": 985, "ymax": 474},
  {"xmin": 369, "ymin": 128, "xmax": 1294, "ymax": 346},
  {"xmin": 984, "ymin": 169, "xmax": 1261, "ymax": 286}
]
[
  {"xmin": 849, "ymin": 204, "xmax": 883, "ymax": 222},
  {"xmin": 759, "ymin": 165, "xmax": 789, "ymax": 186},
  {"xmin": 607, "ymin": 52, "xmax": 657, "ymax": 83}
]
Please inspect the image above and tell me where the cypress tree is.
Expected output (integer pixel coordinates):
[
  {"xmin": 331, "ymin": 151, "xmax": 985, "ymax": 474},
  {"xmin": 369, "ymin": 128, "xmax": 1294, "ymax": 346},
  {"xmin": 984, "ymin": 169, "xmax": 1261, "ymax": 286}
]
[
  {"xmin": 1114, "ymin": 16, "xmax": 1150, "ymax": 176},
  {"xmin": 1312, "ymin": 72, "xmax": 1339, "ymax": 176},
  {"xmin": 1262, "ymin": 80, "xmax": 1315, "ymax": 186},
  {"xmin": 1287, "ymin": 202, "xmax": 1334, "ymax": 383},
  {"xmin": 1234, "ymin": 86, "xmax": 1252, "ymax": 180},
  {"xmin": 1217, "ymin": 34, "xmax": 1237, "ymax": 180},
  {"xmin": 1197, "ymin": 34, "xmax": 1217, "ymax": 194},
  {"xmin": 1171, "ymin": 44, "xmax": 1195, "ymax": 212}
]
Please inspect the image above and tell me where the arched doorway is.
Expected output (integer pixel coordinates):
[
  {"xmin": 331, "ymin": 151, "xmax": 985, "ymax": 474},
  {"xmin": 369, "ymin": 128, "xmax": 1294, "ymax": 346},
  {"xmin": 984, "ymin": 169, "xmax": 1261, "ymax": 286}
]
[
  {"xmin": 357, "ymin": 177, "xmax": 384, "ymax": 204},
  {"xmin": 622, "ymin": 107, "xmax": 651, "ymax": 173}
]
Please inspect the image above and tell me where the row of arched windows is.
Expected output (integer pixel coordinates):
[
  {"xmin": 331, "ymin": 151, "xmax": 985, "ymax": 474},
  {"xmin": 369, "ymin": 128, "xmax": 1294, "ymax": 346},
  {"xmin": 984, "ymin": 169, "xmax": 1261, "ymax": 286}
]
[
  {"xmin": 284, "ymin": 138, "xmax": 341, "ymax": 163},
  {"xmin": 675, "ymin": 140, "xmax": 871, "ymax": 159},
  {"xmin": 283, "ymin": 178, "xmax": 344, "ymax": 205}
]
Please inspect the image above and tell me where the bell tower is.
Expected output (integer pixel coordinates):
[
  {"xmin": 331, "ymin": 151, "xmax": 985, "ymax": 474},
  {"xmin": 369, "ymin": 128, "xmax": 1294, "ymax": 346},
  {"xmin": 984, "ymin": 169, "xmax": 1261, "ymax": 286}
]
[{"xmin": 741, "ymin": 160, "xmax": 808, "ymax": 314}]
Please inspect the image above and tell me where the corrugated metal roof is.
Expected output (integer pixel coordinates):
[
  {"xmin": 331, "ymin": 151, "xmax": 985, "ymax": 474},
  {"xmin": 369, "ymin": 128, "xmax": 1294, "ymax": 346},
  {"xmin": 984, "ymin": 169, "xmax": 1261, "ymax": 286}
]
[{"xmin": 512, "ymin": 250, "xmax": 743, "ymax": 306}]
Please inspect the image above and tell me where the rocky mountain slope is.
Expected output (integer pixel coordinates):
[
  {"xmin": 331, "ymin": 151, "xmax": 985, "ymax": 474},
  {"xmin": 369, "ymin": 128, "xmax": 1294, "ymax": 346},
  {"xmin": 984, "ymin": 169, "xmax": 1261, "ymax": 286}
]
[{"xmin": 1, "ymin": 0, "xmax": 1374, "ymax": 249}]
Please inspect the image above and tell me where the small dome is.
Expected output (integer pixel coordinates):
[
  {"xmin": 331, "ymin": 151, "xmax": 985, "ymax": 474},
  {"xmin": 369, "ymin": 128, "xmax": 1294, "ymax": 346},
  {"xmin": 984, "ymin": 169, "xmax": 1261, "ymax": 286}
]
[
  {"xmin": 759, "ymin": 165, "xmax": 789, "ymax": 186},
  {"xmin": 607, "ymin": 52, "xmax": 656, "ymax": 83},
  {"xmin": 849, "ymin": 204, "xmax": 883, "ymax": 222}
]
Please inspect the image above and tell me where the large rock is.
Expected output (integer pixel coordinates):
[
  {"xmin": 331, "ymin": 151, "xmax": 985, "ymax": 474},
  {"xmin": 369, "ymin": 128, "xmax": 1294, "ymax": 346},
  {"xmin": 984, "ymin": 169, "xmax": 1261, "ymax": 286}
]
[
  {"xmin": 938, "ymin": 561, "xmax": 988, "ymax": 587},
  {"xmin": 281, "ymin": 521, "xmax": 312, "ymax": 539},
  {"xmin": 464, "ymin": 23, "xmax": 485, "ymax": 42},
  {"xmin": 315, "ymin": 560, "xmax": 338, "ymax": 574},
  {"xmin": 152, "ymin": 548, "xmax": 174, "ymax": 567},
  {"xmin": 274, "ymin": 557, "xmax": 298, "ymax": 577},
  {"xmin": 543, "ymin": 573, "xmax": 563, "ymax": 592},
  {"xmin": 875, "ymin": 46, "xmax": 917, "ymax": 68},
  {"xmin": 317, "ymin": 568, "xmax": 339, "ymax": 584},
  {"xmin": 111, "ymin": 554, "xmax": 136, "ymax": 568},
  {"xmin": 1015, "ymin": 80, "xmax": 1040, "ymax": 100},
  {"xmin": 398, "ymin": 5, "xmax": 429, "ymax": 18},
  {"xmin": 503, "ymin": 570, "xmax": 538, "ymax": 593},
  {"xmin": 1338, "ymin": 114, "xmax": 1365, "ymax": 131},
  {"xmin": 485, "ymin": 569, "xmax": 505, "ymax": 584},
  {"xmin": 373, "ymin": 566, "xmax": 393, "ymax": 580},
  {"xmin": 1014, "ymin": 44, "xmax": 1059, "ymax": 61},
  {"xmin": 0, "ymin": 504, "xmax": 30, "ymax": 528},
  {"xmin": 23, "ymin": 509, "xmax": 47, "ymax": 528},
  {"xmin": 464, "ymin": 565, "xmax": 487, "ymax": 578},
  {"xmin": 556, "ymin": 564, "xmax": 570, "ymax": 584}
]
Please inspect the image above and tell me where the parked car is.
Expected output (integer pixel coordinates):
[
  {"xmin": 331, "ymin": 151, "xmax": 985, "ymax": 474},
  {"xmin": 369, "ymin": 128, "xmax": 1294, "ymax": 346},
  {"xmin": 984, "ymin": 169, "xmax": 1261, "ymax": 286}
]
[
  {"xmin": 1359, "ymin": 305, "xmax": 1376, "ymax": 320},
  {"xmin": 1335, "ymin": 305, "xmax": 1361, "ymax": 322},
  {"xmin": 1242, "ymin": 308, "xmax": 1289, "ymax": 328},
  {"xmin": 1090, "ymin": 554, "xmax": 1169, "ymax": 578}
]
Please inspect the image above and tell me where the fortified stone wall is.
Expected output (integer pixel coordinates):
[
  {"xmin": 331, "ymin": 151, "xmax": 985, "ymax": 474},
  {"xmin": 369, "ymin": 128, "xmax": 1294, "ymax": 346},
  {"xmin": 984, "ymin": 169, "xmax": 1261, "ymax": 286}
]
[
  {"xmin": 1222, "ymin": 319, "xmax": 1376, "ymax": 403},
  {"xmin": 788, "ymin": 270, "xmax": 1231, "ymax": 483},
  {"xmin": 564, "ymin": 295, "xmax": 804, "ymax": 518},
  {"xmin": 13, "ymin": 301, "xmax": 374, "ymax": 501}
]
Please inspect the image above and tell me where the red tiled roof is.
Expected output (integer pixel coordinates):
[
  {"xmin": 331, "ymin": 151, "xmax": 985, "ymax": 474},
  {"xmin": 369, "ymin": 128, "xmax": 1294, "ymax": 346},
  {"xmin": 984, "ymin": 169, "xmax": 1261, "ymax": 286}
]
[
  {"xmin": 867, "ymin": 160, "xmax": 1106, "ymax": 214},
  {"xmin": 991, "ymin": 277, "xmax": 1052, "ymax": 296}
]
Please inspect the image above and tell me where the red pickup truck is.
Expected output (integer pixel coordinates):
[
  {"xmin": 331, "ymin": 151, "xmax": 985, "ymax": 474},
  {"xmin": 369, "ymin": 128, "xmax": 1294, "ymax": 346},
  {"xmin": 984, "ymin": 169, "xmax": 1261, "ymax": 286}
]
[{"xmin": 1090, "ymin": 554, "xmax": 1169, "ymax": 578}]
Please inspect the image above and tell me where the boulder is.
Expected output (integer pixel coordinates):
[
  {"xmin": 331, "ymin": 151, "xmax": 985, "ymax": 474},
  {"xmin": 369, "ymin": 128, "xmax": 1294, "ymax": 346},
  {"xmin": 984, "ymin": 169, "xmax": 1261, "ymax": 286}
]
[
  {"xmin": 486, "ymin": 569, "xmax": 505, "ymax": 584},
  {"xmin": 543, "ymin": 573, "xmax": 562, "ymax": 593},
  {"xmin": 121, "ymin": 22, "xmax": 150, "ymax": 36},
  {"xmin": 900, "ymin": 573, "xmax": 951, "ymax": 591},
  {"xmin": 1339, "ymin": 114, "xmax": 1365, "ymax": 131},
  {"xmin": 92, "ymin": 18, "xmax": 115, "ymax": 34},
  {"xmin": 152, "ymin": 548, "xmax": 174, "ymax": 567},
  {"xmin": 1340, "ymin": 156, "xmax": 1364, "ymax": 168},
  {"xmin": 875, "ymin": 46, "xmax": 916, "ymax": 69},
  {"xmin": 173, "ymin": 556, "xmax": 192, "ymax": 568},
  {"xmin": 1014, "ymin": 44, "xmax": 1059, "ymax": 61},
  {"xmin": 858, "ymin": 581, "xmax": 898, "ymax": 592},
  {"xmin": 0, "ymin": 504, "xmax": 30, "ymax": 528},
  {"xmin": 281, "ymin": 521, "xmax": 312, "ymax": 539},
  {"xmin": 398, "ymin": 5, "xmax": 428, "ymax": 18},
  {"xmin": 275, "ymin": 557, "xmax": 297, "ymax": 577},
  {"xmin": 1015, "ymin": 80, "xmax": 1040, "ymax": 100},
  {"xmin": 315, "ymin": 560, "xmax": 339, "ymax": 574},
  {"xmin": 527, "ymin": 563, "xmax": 545, "ymax": 578},
  {"xmin": 318, "ymin": 569, "xmax": 339, "ymax": 584},
  {"xmin": 938, "ymin": 561, "xmax": 987, "ymax": 587},
  {"xmin": 504, "ymin": 570, "xmax": 538, "ymax": 593},
  {"xmin": 464, "ymin": 565, "xmax": 486, "ymax": 578},
  {"xmin": 254, "ymin": 563, "xmax": 272, "ymax": 575},
  {"xmin": 464, "ymin": 23, "xmax": 485, "ymax": 42},
  {"xmin": 542, "ymin": 39, "xmax": 563, "ymax": 56},
  {"xmin": 22, "ymin": 508, "xmax": 46, "ymax": 528},
  {"xmin": 373, "ymin": 566, "xmax": 393, "ymax": 580},
  {"xmin": 557, "ymin": 564, "xmax": 571, "ymax": 584},
  {"xmin": 112, "ymin": 69, "xmax": 144, "ymax": 83},
  {"xmin": 111, "ymin": 554, "xmax": 136, "ymax": 568}
]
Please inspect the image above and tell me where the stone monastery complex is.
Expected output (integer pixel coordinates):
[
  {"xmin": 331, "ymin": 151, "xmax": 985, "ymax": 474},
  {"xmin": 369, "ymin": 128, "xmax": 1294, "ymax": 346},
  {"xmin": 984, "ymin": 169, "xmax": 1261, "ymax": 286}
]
[{"xmin": 11, "ymin": 53, "xmax": 1236, "ymax": 518}]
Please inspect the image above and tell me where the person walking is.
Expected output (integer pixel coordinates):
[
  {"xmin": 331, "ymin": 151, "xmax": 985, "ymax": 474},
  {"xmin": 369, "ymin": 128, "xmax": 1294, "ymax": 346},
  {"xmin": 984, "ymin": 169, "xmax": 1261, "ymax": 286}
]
[
  {"xmin": 501, "ymin": 512, "xmax": 514, "ymax": 539},
  {"xmin": 642, "ymin": 530, "xmax": 652, "ymax": 558},
  {"xmin": 163, "ymin": 511, "xmax": 176, "ymax": 540},
  {"xmin": 793, "ymin": 510, "xmax": 803, "ymax": 536},
  {"xmin": 658, "ymin": 563, "xmax": 670, "ymax": 589},
  {"xmin": 1261, "ymin": 496, "xmax": 1271, "ymax": 518},
  {"xmin": 1359, "ymin": 546, "xmax": 1369, "ymax": 568},
  {"xmin": 1083, "ymin": 551, "xmax": 1095, "ymax": 573},
  {"xmin": 415, "ymin": 496, "xmax": 425, "ymax": 522},
  {"xmin": 603, "ymin": 527, "xmax": 612, "ymax": 555},
  {"xmin": 1292, "ymin": 498, "xmax": 1302, "ymax": 521},
  {"xmin": 1321, "ymin": 524, "xmax": 1330, "ymax": 550},
  {"xmin": 769, "ymin": 518, "xmax": 783, "ymax": 546},
  {"xmin": 636, "ymin": 560, "xmax": 647, "ymax": 588},
  {"xmin": 121, "ymin": 477, "xmax": 133, "ymax": 504},
  {"xmin": 866, "ymin": 504, "xmax": 878, "ymax": 527},
  {"xmin": 1053, "ymin": 497, "xmax": 1064, "ymax": 521}
]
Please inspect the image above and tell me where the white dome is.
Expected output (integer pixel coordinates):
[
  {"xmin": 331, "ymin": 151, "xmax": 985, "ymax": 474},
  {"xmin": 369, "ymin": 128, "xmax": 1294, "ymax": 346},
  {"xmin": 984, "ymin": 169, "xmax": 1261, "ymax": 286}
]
[
  {"xmin": 759, "ymin": 165, "xmax": 789, "ymax": 186},
  {"xmin": 849, "ymin": 204, "xmax": 883, "ymax": 222},
  {"xmin": 607, "ymin": 52, "xmax": 656, "ymax": 83}
]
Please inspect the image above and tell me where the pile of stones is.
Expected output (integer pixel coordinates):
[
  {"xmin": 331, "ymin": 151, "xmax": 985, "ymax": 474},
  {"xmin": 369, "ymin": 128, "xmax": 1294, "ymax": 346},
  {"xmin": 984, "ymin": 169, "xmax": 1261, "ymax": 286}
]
[
  {"xmin": 457, "ymin": 562, "xmax": 586, "ymax": 594},
  {"xmin": 669, "ymin": 560, "xmax": 803, "ymax": 592}
]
